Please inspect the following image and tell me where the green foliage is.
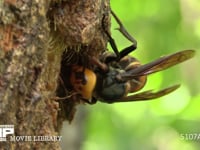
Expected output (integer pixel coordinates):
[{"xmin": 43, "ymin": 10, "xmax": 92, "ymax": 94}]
[{"xmin": 83, "ymin": 0, "xmax": 200, "ymax": 150}]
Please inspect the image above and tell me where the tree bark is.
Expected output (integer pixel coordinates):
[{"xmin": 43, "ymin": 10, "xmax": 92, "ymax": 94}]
[{"xmin": 0, "ymin": 0, "xmax": 110, "ymax": 149}]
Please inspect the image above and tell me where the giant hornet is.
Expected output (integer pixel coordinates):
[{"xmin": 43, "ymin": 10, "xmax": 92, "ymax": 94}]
[{"xmin": 61, "ymin": 11, "xmax": 195, "ymax": 106}]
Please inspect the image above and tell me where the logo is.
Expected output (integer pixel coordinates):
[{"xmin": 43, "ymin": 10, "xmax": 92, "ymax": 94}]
[
  {"xmin": 0, "ymin": 125, "xmax": 62, "ymax": 142},
  {"xmin": 0, "ymin": 125, "xmax": 14, "ymax": 141}
]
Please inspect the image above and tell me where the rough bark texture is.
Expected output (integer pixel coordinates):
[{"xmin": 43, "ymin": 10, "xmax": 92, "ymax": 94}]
[{"xmin": 0, "ymin": 0, "xmax": 110, "ymax": 149}]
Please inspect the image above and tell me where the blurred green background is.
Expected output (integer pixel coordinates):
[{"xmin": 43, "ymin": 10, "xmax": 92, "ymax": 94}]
[{"xmin": 61, "ymin": 0, "xmax": 200, "ymax": 150}]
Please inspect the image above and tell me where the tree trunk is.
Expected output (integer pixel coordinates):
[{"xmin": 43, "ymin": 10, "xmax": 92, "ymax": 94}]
[{"xmin": 0, "ymin": 0, "xmax": 110, "ymax": 149}]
